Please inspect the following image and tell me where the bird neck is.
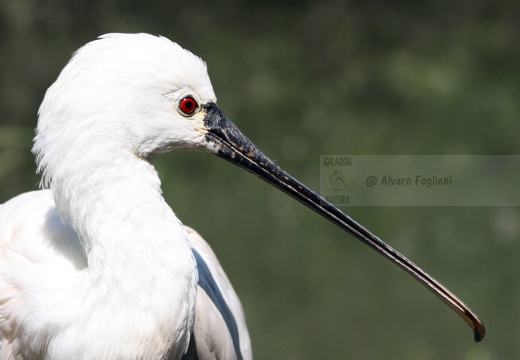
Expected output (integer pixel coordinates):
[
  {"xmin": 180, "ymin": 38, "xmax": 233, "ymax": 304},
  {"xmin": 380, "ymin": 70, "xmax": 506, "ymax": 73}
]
[
  {"xmin": 51, "ymin": 151, "xmax": 173, "ymax": 253},
  {"xmin": 50, "ymin": 152, "xmax": 197, "ymax": 359}
]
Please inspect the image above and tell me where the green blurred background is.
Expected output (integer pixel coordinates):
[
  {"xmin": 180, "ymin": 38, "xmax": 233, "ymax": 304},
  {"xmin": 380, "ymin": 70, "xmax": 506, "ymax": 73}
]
[{"xmin": 1, "ymin": 1, "xmax": 519, "ymax": 359}]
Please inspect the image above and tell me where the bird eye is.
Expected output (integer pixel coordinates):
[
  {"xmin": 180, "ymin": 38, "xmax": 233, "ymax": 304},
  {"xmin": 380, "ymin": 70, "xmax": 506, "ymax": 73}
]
[{"xmin": 177, "ymin": 96, "xmax": 199, "ymax": 116}]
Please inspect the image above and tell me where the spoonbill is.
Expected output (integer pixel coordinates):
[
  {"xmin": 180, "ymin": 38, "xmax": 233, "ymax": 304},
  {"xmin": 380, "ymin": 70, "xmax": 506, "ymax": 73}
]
[{"xmin": 0, "ymin": 33, "xmax": 484, "ymax": 359}]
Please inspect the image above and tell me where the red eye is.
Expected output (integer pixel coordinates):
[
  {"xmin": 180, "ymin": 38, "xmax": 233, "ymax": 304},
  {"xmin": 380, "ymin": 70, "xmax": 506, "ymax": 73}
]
[{"xmin": 178, "ymin": 96, "xmax": 198, "ymax": 115}]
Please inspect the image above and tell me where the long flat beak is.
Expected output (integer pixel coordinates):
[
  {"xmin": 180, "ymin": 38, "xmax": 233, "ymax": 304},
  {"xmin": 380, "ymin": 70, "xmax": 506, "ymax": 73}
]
[{"xmin": 202, "ymin": 102, "xmax": 485, "ymax": 342}]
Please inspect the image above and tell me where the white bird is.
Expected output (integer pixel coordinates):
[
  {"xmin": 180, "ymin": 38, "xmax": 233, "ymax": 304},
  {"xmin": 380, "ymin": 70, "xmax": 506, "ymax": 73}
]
[{"xmin": 0, "ymin": 33, "xmax": 484, "ymax": 360}]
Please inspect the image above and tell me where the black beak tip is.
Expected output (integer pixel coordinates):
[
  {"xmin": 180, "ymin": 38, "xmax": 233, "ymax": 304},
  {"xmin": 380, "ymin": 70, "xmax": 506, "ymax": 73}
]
[{"xmin": 473, "ymin": 323, "xmax": 486, "ymax": 342}]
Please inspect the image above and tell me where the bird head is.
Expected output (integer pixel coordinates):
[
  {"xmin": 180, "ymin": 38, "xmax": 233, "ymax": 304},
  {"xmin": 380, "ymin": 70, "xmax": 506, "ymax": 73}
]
[{"xmin": 35, "ymin": 33, "xmax": 216, "ymax": 161}]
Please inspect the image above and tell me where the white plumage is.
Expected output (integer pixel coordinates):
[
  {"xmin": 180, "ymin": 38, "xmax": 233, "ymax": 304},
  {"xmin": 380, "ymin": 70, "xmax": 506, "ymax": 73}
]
[{"xmin": 1, "ymin": 34, "xmax": 250, "ymax": 360}]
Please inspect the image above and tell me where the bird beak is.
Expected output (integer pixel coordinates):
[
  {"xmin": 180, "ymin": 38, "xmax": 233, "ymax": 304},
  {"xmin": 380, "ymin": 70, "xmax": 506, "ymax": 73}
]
[{"xmin": 202, "ymin": 102, "xmax": 485, "ymax": 342}]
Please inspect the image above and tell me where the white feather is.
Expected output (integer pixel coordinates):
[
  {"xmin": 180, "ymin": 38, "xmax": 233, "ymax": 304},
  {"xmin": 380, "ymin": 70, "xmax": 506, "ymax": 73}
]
[{"xmin": 0, "ymin": 33, "xmax": 250, "ymax": 360}]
